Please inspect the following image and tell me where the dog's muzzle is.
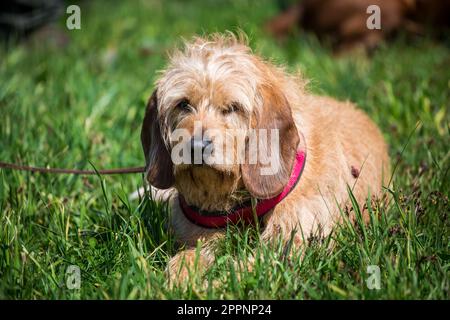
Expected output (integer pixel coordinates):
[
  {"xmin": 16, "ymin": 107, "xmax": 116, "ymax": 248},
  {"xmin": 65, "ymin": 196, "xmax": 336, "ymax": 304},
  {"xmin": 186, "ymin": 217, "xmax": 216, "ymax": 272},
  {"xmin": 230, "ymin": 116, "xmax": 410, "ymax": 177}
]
[{"xmin": 190, "ymin": 136, "xmax": 213, "ymax": 164}]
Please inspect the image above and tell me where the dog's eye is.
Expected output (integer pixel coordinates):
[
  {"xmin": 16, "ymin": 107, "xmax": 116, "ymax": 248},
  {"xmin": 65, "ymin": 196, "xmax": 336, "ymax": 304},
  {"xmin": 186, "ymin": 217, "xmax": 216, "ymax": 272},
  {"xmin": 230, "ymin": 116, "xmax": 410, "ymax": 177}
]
[
  {"xmin": 176, "ymin": 99, "xmax": 190, "ymax": 110},
  {"xmin": 222, "ymin": 103, "xmax": 240, "ymax": 115}
]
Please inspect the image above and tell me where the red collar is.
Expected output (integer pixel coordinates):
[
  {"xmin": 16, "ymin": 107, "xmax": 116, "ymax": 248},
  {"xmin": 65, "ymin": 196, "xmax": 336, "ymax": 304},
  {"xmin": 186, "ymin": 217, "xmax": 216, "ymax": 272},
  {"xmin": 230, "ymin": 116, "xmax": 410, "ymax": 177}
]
[{"xmin": 179, "ymin": 150, "xmax": 306, "ymax": 228}]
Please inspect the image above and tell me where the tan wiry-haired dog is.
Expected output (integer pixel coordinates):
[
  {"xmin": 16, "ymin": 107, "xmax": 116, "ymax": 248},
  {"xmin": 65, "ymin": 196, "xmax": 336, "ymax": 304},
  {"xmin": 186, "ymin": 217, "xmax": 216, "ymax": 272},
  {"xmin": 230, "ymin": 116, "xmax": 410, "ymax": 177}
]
[{"xmin": 141, "ymin": 33, "xmax": 390, "ymax": 283}]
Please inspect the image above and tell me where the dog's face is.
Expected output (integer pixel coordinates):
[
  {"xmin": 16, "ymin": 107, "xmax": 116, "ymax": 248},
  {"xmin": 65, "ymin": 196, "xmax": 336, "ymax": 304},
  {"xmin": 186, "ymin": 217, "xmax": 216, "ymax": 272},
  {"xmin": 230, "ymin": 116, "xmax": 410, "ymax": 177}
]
[{"xmin": 141, "ymin": 35, "xmax": 300, "ymax": 211}]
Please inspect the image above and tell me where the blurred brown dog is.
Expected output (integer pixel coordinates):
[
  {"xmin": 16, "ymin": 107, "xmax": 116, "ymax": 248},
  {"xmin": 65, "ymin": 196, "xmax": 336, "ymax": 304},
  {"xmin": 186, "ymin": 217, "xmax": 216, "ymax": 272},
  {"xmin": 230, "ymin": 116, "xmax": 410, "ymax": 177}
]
[
  {"xmin": 266, "ymin": 0, "xmax": 450, "ymax": 52},
  {"xmin": 141, "ymin": 34, "xmax": 390, "ymax": 284}
]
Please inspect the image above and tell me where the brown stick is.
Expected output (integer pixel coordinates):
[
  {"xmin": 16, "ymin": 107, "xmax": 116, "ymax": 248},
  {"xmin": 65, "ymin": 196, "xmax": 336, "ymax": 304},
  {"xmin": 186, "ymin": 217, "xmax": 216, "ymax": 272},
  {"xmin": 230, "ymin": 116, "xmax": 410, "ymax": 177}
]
[{"xmin": 0, "ymin": 161, "xmax": 145, "ymax": 175}]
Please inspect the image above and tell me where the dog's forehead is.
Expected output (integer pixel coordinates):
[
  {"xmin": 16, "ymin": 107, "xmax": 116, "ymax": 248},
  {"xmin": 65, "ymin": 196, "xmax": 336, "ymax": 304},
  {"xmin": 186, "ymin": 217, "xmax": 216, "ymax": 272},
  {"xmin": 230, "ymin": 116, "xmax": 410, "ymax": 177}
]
[{"xmin": 157, "ymin": 47, "xmax": 260, "ymax": 110}]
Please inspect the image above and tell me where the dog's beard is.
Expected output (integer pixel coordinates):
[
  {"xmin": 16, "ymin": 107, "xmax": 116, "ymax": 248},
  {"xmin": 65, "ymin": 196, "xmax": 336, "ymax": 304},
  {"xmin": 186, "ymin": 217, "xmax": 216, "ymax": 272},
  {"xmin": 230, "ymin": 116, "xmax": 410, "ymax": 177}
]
[{"xmin": 174, "ymin": 165, "xmax": 247, "ymax": 212}]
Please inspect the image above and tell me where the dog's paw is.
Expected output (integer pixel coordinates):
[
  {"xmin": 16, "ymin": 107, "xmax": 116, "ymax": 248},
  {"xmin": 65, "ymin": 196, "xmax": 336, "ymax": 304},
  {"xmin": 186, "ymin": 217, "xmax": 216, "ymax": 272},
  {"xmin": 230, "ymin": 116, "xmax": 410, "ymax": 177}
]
[{"xmin": 165, "ymin": 249, "xmax": 210, "ymax": 288}]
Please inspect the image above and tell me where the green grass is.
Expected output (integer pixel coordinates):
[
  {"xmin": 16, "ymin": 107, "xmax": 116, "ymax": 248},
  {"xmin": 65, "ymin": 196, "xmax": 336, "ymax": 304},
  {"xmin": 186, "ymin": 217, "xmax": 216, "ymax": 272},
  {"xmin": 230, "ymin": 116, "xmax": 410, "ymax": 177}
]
[{"xmin": 0, "ymin": 0, "xmax": 449, "ymax": 299}]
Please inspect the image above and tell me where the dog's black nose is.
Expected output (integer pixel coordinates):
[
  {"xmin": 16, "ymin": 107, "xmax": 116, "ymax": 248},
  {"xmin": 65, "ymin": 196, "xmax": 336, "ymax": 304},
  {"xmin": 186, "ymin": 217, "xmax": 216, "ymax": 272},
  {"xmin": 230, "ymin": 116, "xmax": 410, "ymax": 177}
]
[
  {"xmin": 191, "ymin": 137, "xmax": 211, "ymax": 151},
  {"xmin": 191, "ymin": 137, "xmax": 213, "ymax": 164}
]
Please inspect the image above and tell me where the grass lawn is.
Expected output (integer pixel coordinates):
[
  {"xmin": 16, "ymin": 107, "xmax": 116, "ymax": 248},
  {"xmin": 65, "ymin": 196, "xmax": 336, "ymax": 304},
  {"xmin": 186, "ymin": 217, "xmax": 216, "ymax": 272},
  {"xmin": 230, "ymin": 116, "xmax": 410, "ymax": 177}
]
[{"xmin": 0, "ymin": 0, "xmax": 448, "ymax": 299}]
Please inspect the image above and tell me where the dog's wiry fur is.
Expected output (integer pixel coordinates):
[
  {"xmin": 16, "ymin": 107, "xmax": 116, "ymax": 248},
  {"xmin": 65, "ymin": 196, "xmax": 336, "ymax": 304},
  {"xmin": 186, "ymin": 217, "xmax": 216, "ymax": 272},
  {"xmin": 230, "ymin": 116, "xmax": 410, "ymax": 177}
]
[{"xmin": 141, "ymin": 33, "xmax": 390, "ymax": 284}]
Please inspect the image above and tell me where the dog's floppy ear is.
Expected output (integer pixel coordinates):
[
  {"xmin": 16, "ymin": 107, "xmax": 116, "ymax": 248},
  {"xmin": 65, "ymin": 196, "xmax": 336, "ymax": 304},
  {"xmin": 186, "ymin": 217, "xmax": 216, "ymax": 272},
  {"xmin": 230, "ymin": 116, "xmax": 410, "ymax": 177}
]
[
  {"xmin": 141, "ymin": 90, "xmax": 174, "ymax": 189},
  {"xmin": 241, "ymin": 85, "xmax": 300, "ymax": 199}
]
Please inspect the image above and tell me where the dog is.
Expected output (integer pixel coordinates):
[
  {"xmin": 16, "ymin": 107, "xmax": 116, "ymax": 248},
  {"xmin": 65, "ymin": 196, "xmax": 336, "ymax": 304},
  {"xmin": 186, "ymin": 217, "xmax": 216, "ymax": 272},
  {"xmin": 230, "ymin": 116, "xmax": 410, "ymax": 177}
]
[{"xmin": 140, "ymin": 34, "xmax": 390, "ymax": 283}]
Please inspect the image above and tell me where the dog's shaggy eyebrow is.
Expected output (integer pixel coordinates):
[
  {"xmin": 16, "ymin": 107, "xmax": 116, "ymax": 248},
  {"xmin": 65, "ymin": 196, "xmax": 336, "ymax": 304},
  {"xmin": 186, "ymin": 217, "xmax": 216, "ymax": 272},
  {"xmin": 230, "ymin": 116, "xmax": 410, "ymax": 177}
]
[{"xmin": 157, "ymin": 58, "xmax": 259, "ymax": 114}]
